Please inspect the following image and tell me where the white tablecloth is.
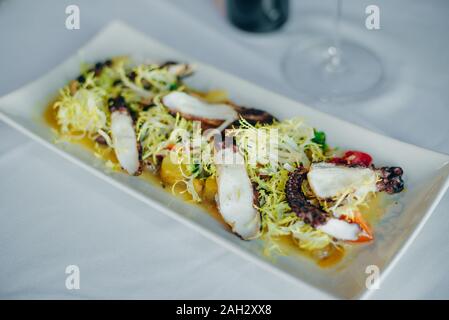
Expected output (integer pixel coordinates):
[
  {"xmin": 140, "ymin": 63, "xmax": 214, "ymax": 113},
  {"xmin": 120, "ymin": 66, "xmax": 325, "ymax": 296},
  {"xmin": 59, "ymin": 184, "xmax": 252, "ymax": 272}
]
[{"xmin": 1, "ymin": 0, "xmax": 448, "ymax": 299}]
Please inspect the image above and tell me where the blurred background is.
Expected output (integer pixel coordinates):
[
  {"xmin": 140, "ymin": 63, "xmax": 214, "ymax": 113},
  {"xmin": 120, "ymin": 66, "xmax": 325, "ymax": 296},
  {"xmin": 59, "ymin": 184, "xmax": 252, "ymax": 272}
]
[{"xmin": 0, "ymin": 0, "xmax": 448, "ymax": 299}]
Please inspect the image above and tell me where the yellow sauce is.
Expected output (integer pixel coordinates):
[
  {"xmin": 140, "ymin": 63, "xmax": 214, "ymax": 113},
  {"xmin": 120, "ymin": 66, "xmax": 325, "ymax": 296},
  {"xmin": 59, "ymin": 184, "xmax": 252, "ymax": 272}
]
[
  {"xmin": 360, "ymin": 192, "xmax": 389, "ymax": 226},
  {"xmin": 272, "ymin": 235, "xmax": 345, "ymax": 267}
]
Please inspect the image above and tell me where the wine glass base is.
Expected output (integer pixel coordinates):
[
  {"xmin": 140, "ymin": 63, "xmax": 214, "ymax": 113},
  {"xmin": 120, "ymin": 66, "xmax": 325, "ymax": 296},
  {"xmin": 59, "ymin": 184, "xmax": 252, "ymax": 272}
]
[{"xmin": 282, "ymin": 40, "xmax": 383, "ymax": 101}]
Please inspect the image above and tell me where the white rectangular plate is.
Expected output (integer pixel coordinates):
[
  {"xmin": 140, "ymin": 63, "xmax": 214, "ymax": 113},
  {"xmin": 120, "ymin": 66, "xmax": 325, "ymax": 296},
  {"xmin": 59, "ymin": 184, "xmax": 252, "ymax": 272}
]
[{"xmin": 1, "ymin": 21, "xmax": 449, "ymax": 299}]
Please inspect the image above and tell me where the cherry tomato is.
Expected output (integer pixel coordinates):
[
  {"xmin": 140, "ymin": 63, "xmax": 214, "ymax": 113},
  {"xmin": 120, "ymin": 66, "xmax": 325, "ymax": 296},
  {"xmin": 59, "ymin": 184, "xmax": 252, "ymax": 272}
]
[{"xmin": 331, "ymin": 150, "xmax": 372, "ymax": 167}]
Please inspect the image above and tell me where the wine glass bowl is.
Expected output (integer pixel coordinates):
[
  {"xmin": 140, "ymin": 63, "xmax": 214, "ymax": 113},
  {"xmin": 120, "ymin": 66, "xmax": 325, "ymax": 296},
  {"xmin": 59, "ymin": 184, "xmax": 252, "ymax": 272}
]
[
  {"xmin": 282, "ymin": 40, "xmax": 383, "ymax": 101},
  {"xmin": 282, "ymin": 0, "xmax": 383, "ymax": 101}
]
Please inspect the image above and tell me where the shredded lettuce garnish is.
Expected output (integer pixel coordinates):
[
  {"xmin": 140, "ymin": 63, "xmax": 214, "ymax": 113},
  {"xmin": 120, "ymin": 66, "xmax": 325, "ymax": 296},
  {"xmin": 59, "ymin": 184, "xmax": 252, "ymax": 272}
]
[
  {"xmin": 134, "ymin": 64, "xmax": 178, "ymax": 91},
  {"xmin": 117, "ymin": 62, "xmax": 180, "ymax": 100},
  {"xmin": 53, "ymin": 57, "xmax": 131, "ymax": 140},
  {"xmin": 54, "ymin": 74, "xmax": 109, "ymax": 138},
  {"xmin": 136, "ymin": 103, "xmax": 177, "ymax": 164}
]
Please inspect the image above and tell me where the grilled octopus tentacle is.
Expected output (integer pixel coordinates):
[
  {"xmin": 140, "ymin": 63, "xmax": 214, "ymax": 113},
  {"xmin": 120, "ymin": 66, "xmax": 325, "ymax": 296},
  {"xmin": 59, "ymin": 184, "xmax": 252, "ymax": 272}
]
[
  {"xmin": 109, "ymin": 96, "xmax": 143, "ymax": 176},
  {"xmin": 236, "ymin": 106, "xmax": 277, "ymax": 125},
  {"xmin": 226, "ymin": 103, "xmax": 277, "ymax": 128},
  {"xmin": 160, "ymin": 61, "xmax": 194, "ymax": 78},
  {"xmin": 285, "ymin": 167, "xmax": 329, "ymax": 227}
]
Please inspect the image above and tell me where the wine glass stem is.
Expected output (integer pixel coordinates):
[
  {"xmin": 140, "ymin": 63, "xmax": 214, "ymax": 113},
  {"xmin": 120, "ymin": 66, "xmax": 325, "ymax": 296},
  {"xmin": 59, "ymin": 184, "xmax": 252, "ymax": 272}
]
[
  {"xmin": 327, "ymin": 0, "xmax": 343, "ymax": 70},
  {"xmin": 333, "ymin": 0, "xmax": 342, "ymax": 51}
]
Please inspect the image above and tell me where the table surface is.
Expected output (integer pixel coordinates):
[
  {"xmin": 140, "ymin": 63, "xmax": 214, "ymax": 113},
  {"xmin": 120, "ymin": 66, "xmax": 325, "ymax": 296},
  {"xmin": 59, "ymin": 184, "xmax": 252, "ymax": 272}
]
[{"xmin": 1, "ymin": 0, "xmax": 448, "ymax": 299}]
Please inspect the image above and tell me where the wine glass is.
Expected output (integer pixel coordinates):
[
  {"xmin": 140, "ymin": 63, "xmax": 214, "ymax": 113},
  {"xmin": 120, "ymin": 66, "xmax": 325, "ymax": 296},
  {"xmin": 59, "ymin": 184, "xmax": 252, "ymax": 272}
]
[{"xmin": 282, "ymin": 0, "xmax": 383, "ymax": 101}]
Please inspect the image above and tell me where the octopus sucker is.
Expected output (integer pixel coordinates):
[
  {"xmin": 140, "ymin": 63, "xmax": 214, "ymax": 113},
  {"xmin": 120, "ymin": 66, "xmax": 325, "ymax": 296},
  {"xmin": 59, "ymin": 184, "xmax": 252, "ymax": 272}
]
[
  {"xmin": 214, "ymin": 146, "xmax": 261, "ymax": 240},
  {"xmin": 376, "ymin": 166, "xmax": 404, "ymax": 194},
  {"xmin": 109, "ymin": 96, "xmax": 142, "ymax": 176}
]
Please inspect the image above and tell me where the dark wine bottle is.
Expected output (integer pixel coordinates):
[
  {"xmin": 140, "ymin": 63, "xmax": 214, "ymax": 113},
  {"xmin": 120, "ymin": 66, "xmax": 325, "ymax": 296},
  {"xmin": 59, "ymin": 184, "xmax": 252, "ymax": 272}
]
[{"xmin": 226, "ymin": 0, "xmax": 289, "ymax": 33}]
